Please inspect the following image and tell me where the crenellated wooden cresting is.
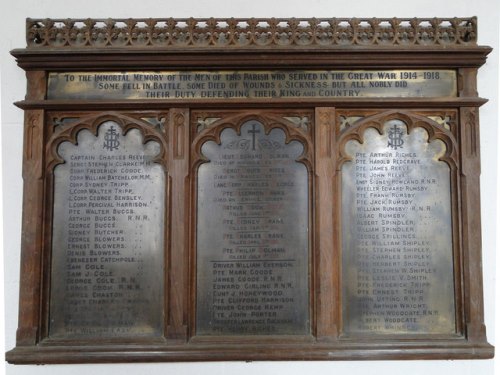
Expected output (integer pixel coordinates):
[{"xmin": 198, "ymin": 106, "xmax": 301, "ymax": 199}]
[{"xmin": 6, "ymin": 17, "xmax": 494, "ymax": 364}]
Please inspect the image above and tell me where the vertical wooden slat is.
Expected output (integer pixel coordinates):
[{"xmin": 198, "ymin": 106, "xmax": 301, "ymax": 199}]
[
  {"xmin": 166, "ymin": 108, "xmax": 190, "ymax": 341},
  {"xmin": 16, "ymin": 71, "xmax": 46, "ymax": 345},
  {"xmin": 314, "ymin": 107, "xmax": 338, "ymax": 340},
  {"xmin": 459, "ymin": 105, "xmax": 487, "ymax": 342},
  {"xmin": 457, "ymin": 67, "xmax": 487, "ymax": 342}
]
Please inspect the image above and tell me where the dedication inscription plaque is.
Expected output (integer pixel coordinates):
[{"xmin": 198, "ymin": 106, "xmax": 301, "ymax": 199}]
[
  {"xmin": 50, "ymin": 122, "xmax": 165, "ymax": 338},
  {"xmin": 341, "ymin": 120, "xmax": 455, "ymax": 335},
  {"xmin": 196, "ymin": 120, "xmax": 309, "ymax": 335},
  {"xmin": 47, "ymin": 70, "xmax": 457, "ymax": 100}
]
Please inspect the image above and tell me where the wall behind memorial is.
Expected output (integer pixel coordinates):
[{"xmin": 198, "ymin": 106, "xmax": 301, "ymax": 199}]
[{"xmin": 1, "ymin": 0, "xmax": 498, "ymax": 374}]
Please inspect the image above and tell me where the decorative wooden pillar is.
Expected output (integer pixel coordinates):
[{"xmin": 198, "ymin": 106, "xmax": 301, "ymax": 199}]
[
  {"xmin": 16, "ymin": 70, "xmax": 46, "ymax": 345},
  {"xmin": 314, "ymin": 107, "xmax": 338, "ymax": 340},
  {"xmin": 457, "ymin": 68, "xmax": 487, "ymax": 343},
  {"xmin": 166, "ymin": 108, "xmax": 190, "ymax": 341}
]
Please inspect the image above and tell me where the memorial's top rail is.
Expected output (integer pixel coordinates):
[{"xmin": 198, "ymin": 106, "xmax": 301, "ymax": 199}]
[{"xmin": 25, "ymin": 17, "xmax": 477, "ymax": 49}]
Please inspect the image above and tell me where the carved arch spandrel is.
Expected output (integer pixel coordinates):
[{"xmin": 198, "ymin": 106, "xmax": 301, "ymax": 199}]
[
  {"xmin": 336, "ymin": 110, "xmax": 459, "ymax": 171},
  {"xmin": 46, "ymin": 111, "xmax": 169, "ymax": 172}
]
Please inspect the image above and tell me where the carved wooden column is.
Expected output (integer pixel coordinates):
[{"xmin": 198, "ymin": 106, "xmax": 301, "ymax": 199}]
[
  {"xmin": 314, "ymin": 107, "xmax": 338, "ymax": 340},
  {"xmin": 166, "ymin": 108, "xmax": 190, "ymax": 341},
  {"xmin": 16, "ymin": 70, "xmax": 46, "ymax": 345},
  {"xmin": 458, "ymin": 68, "xmax": 487, "ymax": 342}
]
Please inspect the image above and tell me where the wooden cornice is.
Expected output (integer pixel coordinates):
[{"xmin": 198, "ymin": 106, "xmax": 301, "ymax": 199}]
[{"xmin": 11, "ymin": 46, "xmax": 492, "ymax": 71}]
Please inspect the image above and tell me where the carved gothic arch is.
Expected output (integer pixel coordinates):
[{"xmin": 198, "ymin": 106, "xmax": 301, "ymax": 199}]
[
  {"xmin": 192, "ymin": 111, "xmax": 313, "ymax": 171},
  {"xmin": 336, "ymin": 110, "xmax": 459, "ymax": 170},
  {"xmin": 46, "ymin": 111, "xmax": 168, "ymax": 172}
]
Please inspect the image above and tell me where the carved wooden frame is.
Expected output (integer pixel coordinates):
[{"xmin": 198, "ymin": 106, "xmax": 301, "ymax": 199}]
[{"xmin": 6, "ymin": 17, "xmax": 494, "ymax": 364}]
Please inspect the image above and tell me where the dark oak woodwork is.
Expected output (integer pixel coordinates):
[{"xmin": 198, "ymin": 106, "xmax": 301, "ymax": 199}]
[
  {"xmin": 16, "ymin": 71, "xmax": 46, "ymax": 346},
  {"xmin": 166, "ymin": 108, "xmax": 190, "ymax": 341},
  {"xmin": 314, "ymin": 107, "xmax": 338, "ymax": 341},
  {"xmin": 6, "ymin": 17, "xmax": 494, "ymax": 364},
  {"xmin": 23, "ymin": 18, "xmax": 479, "ymax": 49}
]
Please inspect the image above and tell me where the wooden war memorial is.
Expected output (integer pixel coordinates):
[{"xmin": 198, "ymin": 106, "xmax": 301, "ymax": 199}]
[{"xmin": 6, "ymin": 17, "xmax": 494, "ymax": 363}]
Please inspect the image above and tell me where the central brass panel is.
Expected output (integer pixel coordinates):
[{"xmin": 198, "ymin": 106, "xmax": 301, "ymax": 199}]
[{"xmin": 196, "ymin": 120, "xmax": 310, "ymax": 336}]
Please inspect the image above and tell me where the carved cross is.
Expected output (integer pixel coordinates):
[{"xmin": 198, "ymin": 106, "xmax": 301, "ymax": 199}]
[{"xmin": 247, "ymin": 123, "xmax": 261, "ymax": 151}]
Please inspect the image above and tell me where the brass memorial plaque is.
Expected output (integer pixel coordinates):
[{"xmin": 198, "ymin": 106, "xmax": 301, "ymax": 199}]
[
  {"xmin": 48, "ymin": 70, "xmax": 457, "ymax": 100},
  {"xmin": 50, "ymin": 122, "xmax": 165, "ymax": 338},
  {"xmin": 341, "ymin": 120, "xmax": 455, "ymax": 334},
  {"xmin": 196, "ymin": 121, "xmax": 309, "ymax": 335}
]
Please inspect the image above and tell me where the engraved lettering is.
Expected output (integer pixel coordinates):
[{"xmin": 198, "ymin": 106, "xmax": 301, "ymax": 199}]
[
  {"xmin": 342, "ymin": 120, "xmax": 455, "ymax": 334},
  {"xmin": 197, "ymin": 121, "xmax": 309, "ymax": 335},
  {"xmin": 50, "ymin": 122, "xmax": 165, "ymax": 338}
]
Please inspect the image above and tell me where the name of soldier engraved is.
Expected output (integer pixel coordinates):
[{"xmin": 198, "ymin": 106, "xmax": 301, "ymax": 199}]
[
  {"xmin": 341, "ymin": 120, "xmax": 455, "ymax": 334},
  {"xmin": 196, "ymin": 121, "xmax": 309, "ymax": 335},
  {"xmin": 50, "ymin": 122, "xmax": 165, "ymax": 338}
]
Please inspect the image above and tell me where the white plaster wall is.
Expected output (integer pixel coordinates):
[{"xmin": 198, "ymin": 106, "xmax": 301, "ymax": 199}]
[{"xmin": 1, "ymin": 1, "xmax": 498, "ymax": 374}]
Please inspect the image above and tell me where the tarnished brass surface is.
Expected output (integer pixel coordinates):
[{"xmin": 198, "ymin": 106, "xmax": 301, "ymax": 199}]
[
  {"xmin": 341, "ymin": 120, "xmax": 455, "ymax": 335},
  {"xmin": 47, "ymin": 70, "xmax": 457, "ymax": 100},
  {"xmin": 50, "ymin": 122, "xmax": 165, "ymax": 338},
  {"xmin": 196, "ymin": 121, "xmax": 310, "ymax": 335}
]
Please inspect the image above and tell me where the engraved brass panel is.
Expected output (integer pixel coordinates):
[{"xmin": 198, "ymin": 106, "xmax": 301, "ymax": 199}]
[
  {"xmin": 341, "ymin": 120, "xmax": 455, "ymax": 335},
  {"xmin": 196, "ymin": 120, "xmax": 310, "ymax": 335},
  {"xmin": 50, "ymin": 121, "xmax": 165, "ymax": 338},
  {"xmin": 47, "ymin": 70, "xmax": 457, "ymax": 100}
]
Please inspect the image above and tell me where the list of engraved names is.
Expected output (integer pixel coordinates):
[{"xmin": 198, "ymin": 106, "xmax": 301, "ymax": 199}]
[
  {"xmin": 196, "ymin": 121, "xmax": 309, "ymax": 335},
  {"xmin": 342, "ymin": 121, "xmax": 455, "ymax": 334},
  {"xmin": 50, "ymin": 122, "xmax": 165, "ymax": 338}
]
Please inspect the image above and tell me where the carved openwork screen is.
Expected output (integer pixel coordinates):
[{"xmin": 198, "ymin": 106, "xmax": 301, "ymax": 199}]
[{"xmin": 6, "ymin": 17, "xmax": 493, "ymax": 364}]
